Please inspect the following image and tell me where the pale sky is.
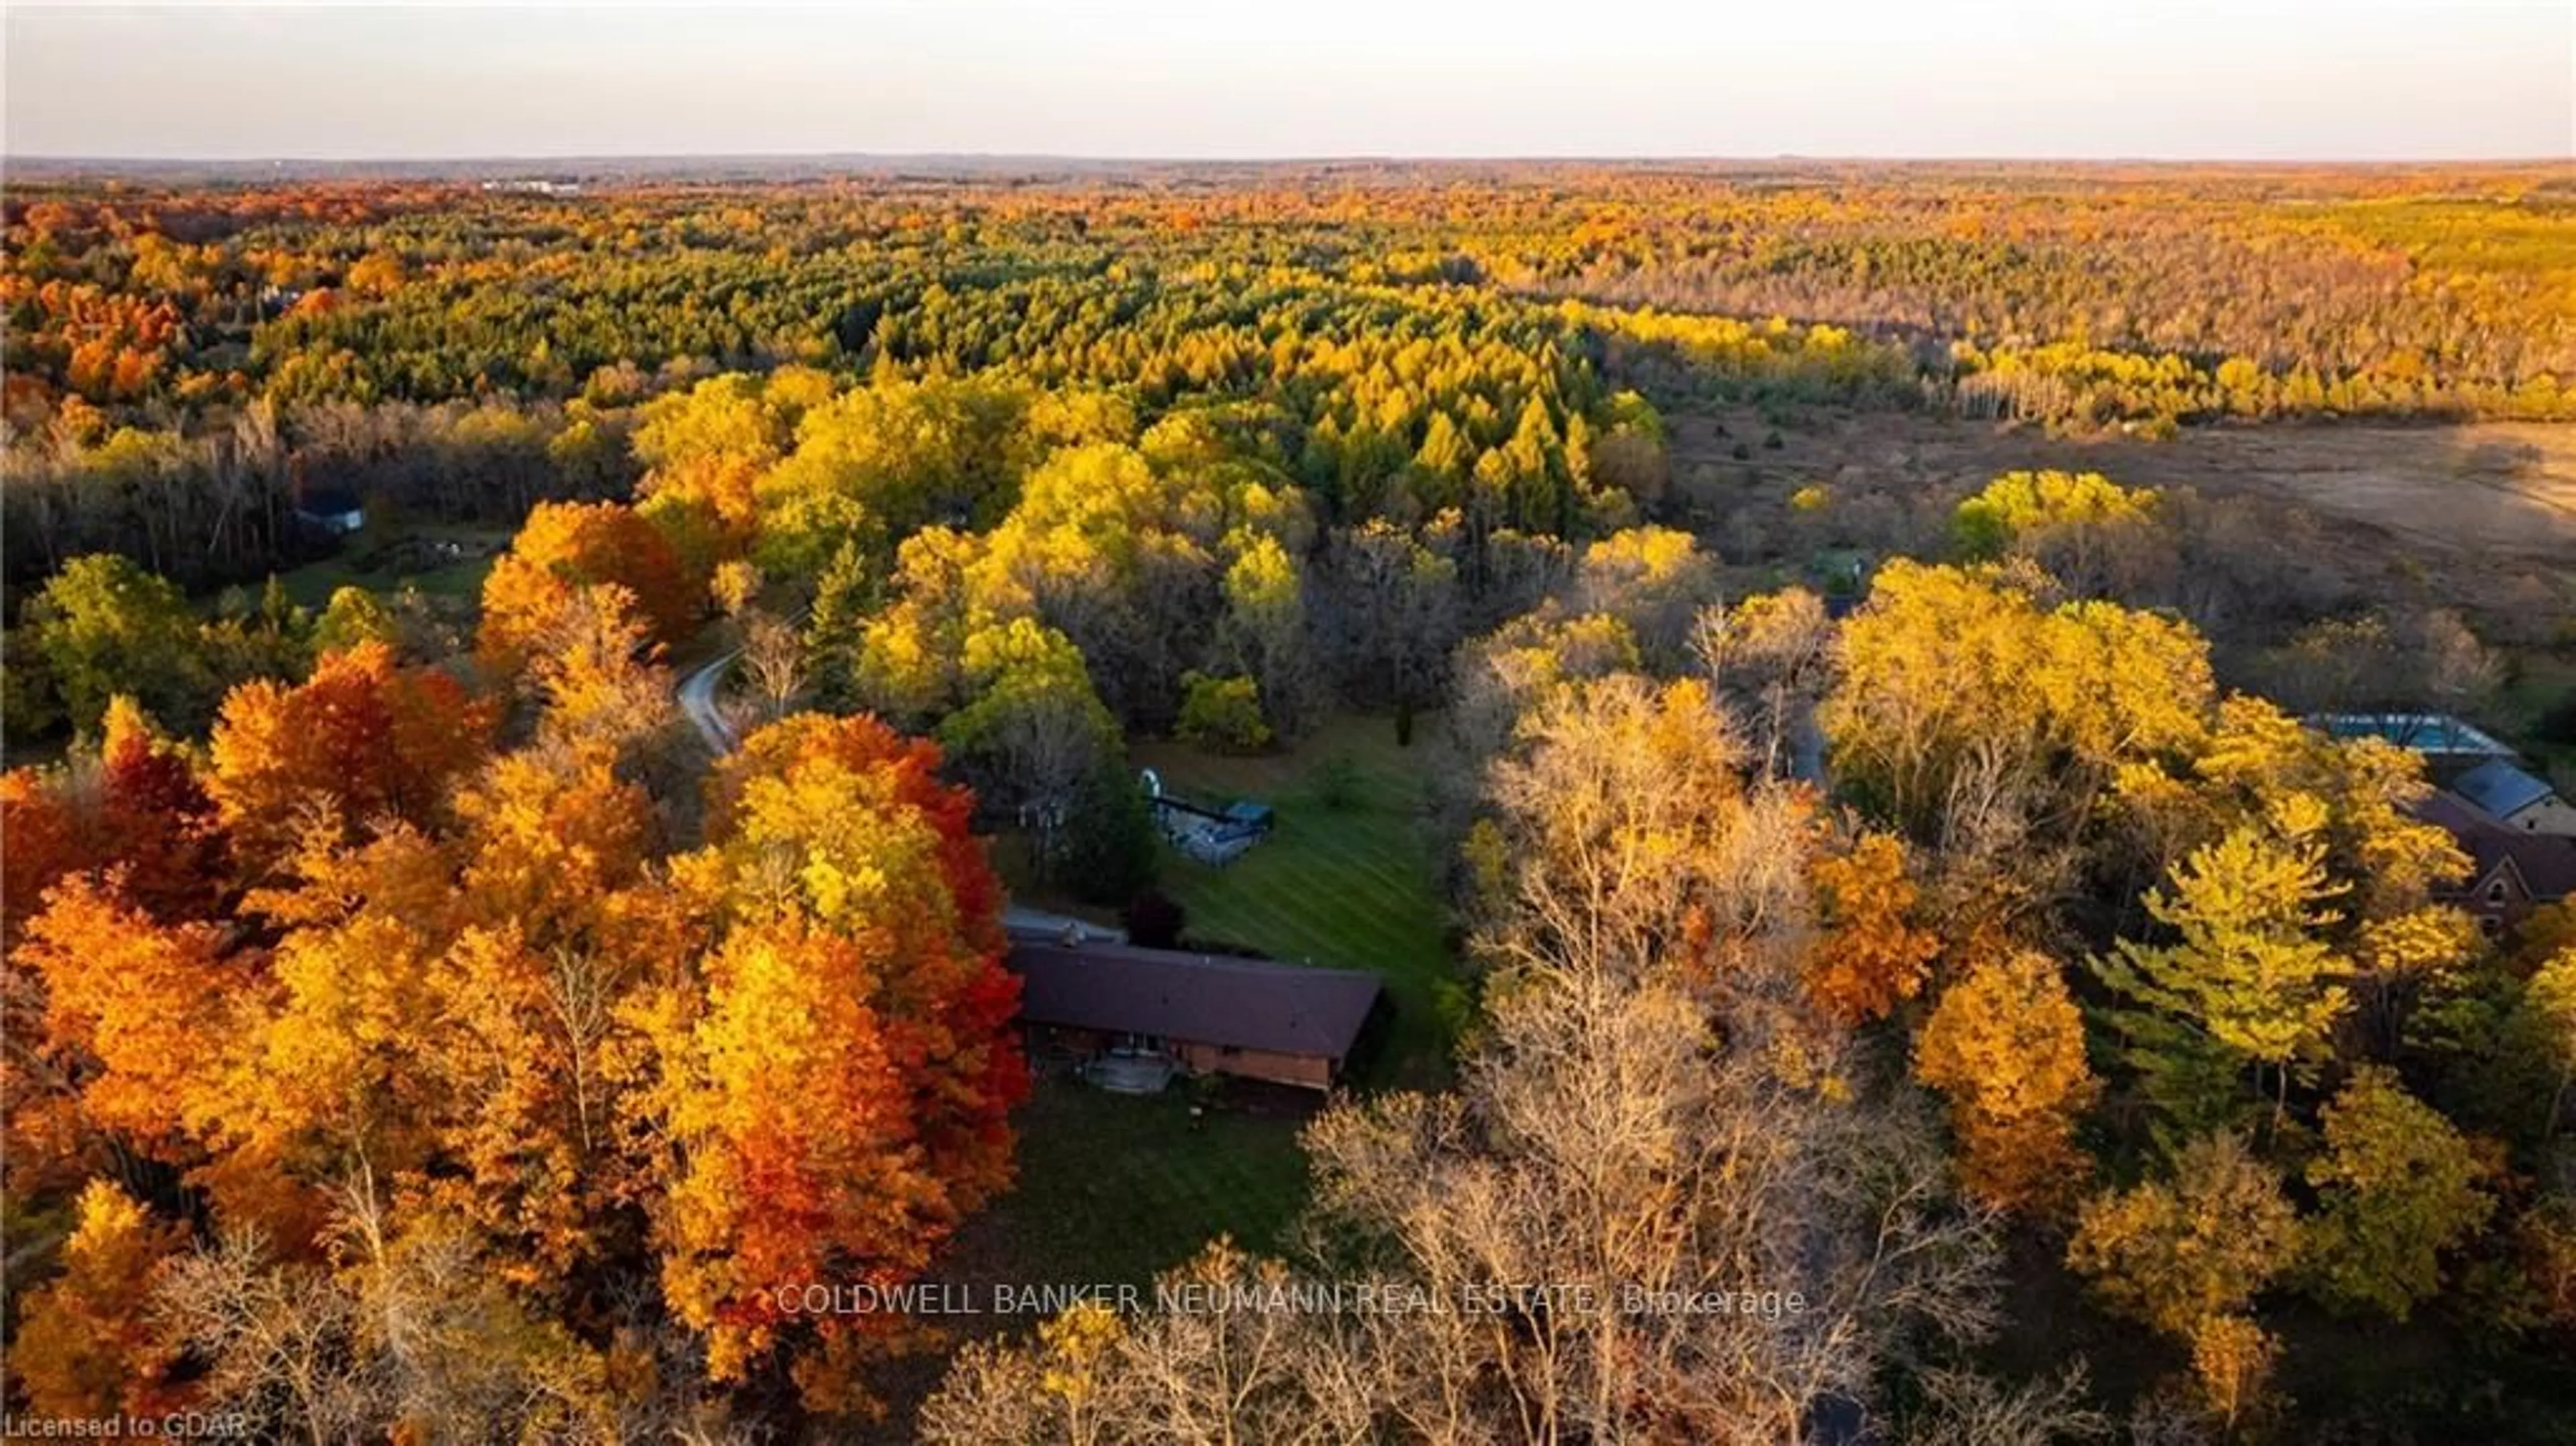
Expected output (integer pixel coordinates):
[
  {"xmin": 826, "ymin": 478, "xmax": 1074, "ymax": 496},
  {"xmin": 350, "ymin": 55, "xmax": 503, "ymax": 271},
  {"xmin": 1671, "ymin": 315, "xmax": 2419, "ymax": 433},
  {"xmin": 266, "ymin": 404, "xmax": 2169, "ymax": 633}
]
[{"xmin": 5, "ymin": 1, "xmax": 2572, "ymax": 161}]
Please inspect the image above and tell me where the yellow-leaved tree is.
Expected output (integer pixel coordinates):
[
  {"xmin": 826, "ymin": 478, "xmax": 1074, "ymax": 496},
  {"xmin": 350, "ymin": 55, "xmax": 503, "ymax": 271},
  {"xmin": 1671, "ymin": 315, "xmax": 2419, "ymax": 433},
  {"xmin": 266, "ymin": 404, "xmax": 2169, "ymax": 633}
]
[{"xmin": 1913, "ymin": 948, "xmax": 2098, "ymax": 1212}]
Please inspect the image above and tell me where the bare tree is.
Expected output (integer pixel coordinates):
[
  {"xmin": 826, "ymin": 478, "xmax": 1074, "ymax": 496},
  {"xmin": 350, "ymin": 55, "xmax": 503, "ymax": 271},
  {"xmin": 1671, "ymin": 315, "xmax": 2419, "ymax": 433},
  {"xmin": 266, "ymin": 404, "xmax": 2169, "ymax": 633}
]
[
  {"xmin": 1904, "ymin": 1365, "xmax": 2112, "ymax": 1446},
  {"xmin": 1320, "ymin": 521, "xmax": 1463, "ymax": 718},
  {"xmin": 1695, "ymin": 589, "xmax": 1835, "ymax": 783},
  {"xmin": 738, "ymin": 608, "xmax": 807, "ymax": 723},
  {"xmin": 154, "ymin": 1174, "xmax": 728, "ymax": 1445}
]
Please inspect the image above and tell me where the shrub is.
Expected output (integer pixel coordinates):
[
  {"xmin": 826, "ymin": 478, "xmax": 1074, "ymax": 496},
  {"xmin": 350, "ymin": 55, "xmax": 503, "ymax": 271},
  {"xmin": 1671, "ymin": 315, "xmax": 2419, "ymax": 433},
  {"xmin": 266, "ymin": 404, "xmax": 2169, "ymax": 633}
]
[
  {"xmin": 1177, "ymin": 671, "xmax": 1271, "ymax": 754},
  {"xmin": 1124, "ymin": 889, "xmax": 1187, "ymax": 949}
]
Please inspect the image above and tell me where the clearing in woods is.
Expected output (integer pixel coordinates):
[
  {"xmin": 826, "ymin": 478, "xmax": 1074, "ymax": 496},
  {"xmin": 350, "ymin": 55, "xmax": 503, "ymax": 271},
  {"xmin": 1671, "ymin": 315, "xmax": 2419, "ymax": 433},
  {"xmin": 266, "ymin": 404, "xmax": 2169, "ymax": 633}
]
[{"xmin": 1670, "ymin": 410, "xmax": 2576, "ymax": 564}]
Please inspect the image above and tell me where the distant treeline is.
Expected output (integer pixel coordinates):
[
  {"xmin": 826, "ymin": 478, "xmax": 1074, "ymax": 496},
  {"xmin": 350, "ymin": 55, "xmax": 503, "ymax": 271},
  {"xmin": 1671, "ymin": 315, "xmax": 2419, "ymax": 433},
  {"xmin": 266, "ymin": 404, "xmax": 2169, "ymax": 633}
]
[{"xmin": 7, "ymin": 164, "xmax": 2571, "ymax": 438}]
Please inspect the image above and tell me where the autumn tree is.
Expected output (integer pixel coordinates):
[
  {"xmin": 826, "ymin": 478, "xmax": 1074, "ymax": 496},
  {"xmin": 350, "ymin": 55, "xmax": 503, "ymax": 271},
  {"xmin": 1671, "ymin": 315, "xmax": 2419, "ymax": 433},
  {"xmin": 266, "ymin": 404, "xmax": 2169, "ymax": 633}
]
[
  {"xmin": 477, "ymin": 501, "xmax": 698, "ymax": 680},
  {"xmin": 2528, "ymin": 945, "xmax": 2576, "ymax": 1137},
  {"xmin": 751, "ymin": 373, "xmax": 1035, "ymax": 578},
  {"xmin": 1695, "ymin": 587, "xmax": 1833, "ymax": 782},
  {"xmin": 0, "ymin": 766, "xmax": 81, "ymax": 937},
  {"xmin": 1914, "ymin": 948, "xmax": 2099, "ymax": 1213},
  {"xmin": 1804, "ymin": 829, "xmax": 1941, "ymax": 1024},
  {"xmin": 850, "ymin": 526, "xmax": 982, "ymax": 727},
  {"xmin": 203, "ymin": 824, "xmax": 466, "ymax": 1241},
  {"xmin": 207, "ymin": 641, "xmax": 496, "ymax": 870},
  {"xmin": 2092, "ymin": 813, "xmax": 2353, "ymax": 1136},
  {"xmin": 1950, "ymin": 470, "xmax": 2168, "ymax": 598},
  {"xmin": 11, "ymin": 1180, "xmax": 192, "ymax": 1418},
  {"xmin": 311, "ymin": 584, "xmax": 401, "ymax": 656},
  {"xmin": 1822, "ymin": 562, "xmax": 2211, "ymax": 907},
  {"xmin": 652, "ymin": 916, "xmax": 954, "ymax": 1397},
  {"xmin": 0, "ymin": 698, "xmax": 228, "ymax": 935},
  {"xmin": 2070, "ymin": 1133, "xmax": 2299, "ymax": 1337},
  {"xmin": 936, "ymin": 617, "xmax": 1119, "ymax": 870},
  {"xmin": 433, "ymin": 764, "xmax": 667, "ymax": 1289},
  {"xmin": 2300, "ymin": 1066, "xmax": 2496, "ymax": 1320},
  {"xmin": 964, "ymin": 440, "xmax": 1229, "ymax": 723},
  {"xmin": 1447, "ymin": 609, "xmax": 1640, "ymax": 775},
  {"xmin": 2113, "ymin": 695, "xmax": 2473, "ymax": 1055},
  {"xmin": 520, "ymin": 586, "xmax": 686, "ymax": 780},
  {"xmin": 1478, "ymin": 674, "xmax": 1795, "ymax": 988},
  {"xmin": 737, "ymin": 609, "xmax": 806, "ymax": 723},
  {"xmin": 2067, "ymin": 1133, "xmax": 2300, "ymax": 1423},
  {"xmin": 1175, "ymin": 670, "xmax": 1272, "ymax": 754},
  {"xmin": 13, "ymin": 875, "xmax": 239, "ymax": 1161},
  {"xmin": 670, "ymin": 713, "xmax": 1026, "ymax": 1407},
  {"xmin": 1218, "ymin": 532, "xmax": 1320, "ymax": 733},
  {"xmin": 924, "ymin": 1245, "xmax": 1358, "ymax": 1446},
  {"xmin": 1572, "ymin": 524, "xmax": 1721, "ymax": 671}
]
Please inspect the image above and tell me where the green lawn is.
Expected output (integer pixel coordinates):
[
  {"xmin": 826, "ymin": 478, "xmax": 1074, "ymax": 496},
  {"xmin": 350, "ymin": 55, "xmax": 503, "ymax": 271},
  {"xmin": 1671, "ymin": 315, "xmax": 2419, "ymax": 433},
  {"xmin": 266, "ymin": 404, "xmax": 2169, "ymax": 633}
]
[
  {"xmin": 269, "ymin": 519, "xmax": 510, "ymax": 610},
  {"xmin": 950, "ymin": 1076, "xmax": 1313, "ymax": 1293},
  {"xmin": 877, "ymin": 1074, "xmax": 1316, "ymax": 1429},
  {"xmin": 1132, "ymin": 712, "xmax": 1462, "ymax": 1089}
]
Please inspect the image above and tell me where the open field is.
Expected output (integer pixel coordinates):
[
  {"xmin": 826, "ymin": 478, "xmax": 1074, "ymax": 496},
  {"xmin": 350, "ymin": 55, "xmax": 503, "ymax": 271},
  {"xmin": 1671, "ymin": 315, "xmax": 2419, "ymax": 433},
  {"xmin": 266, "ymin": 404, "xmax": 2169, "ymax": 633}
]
[
  {"xmin": 1672, "ymin": 410, "xmax": 2576, "ymax": 566},
  {"xmin": 268, "ymin": 519, "xmax": 511, "ymax": 610},
  {"xmin": 1672, "ymin": 407, "xmax": 2576, "ymax": 767},
  {"xmin": 1132, "ymin": 713, "xmax": 1463, "ymax": 1090}
]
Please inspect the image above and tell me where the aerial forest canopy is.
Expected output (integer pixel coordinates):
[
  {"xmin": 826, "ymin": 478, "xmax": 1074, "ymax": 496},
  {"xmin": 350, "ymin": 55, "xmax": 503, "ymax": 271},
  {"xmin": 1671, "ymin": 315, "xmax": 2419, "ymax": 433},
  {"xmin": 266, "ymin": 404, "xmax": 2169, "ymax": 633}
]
[
  {"xmin": 1, "ymin": 162, "xmax": 2573, "ymax": 1443},
  {"xmin": 7, "ymin": 161, "xmax": 2576, "ymax": 595}
]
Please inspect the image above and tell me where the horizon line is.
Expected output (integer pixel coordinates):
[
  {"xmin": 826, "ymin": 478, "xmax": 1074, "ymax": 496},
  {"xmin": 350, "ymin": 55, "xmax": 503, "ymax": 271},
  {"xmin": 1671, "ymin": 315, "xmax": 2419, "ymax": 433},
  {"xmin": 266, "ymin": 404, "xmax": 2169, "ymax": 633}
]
[{"xmin": 10, "ymin": 150, "xmax": 2570, "ymax": 169}]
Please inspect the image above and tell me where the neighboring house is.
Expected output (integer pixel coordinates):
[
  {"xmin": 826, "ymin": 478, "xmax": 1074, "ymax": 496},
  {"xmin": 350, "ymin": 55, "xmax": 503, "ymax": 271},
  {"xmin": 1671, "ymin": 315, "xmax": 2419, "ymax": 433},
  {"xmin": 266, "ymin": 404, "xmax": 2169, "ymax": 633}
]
[
  {"xmin": 1009, "ymin": 938, "xmax": 1385, "ymax": 1091},
  {"xmin": 292, "ymin": 484, "xmax": 366, "ymax": 536},
  {"xmin": 2414, "ymin": 792, "xmax": 2576, "ymax": 938},
  {"xmin": 2451, "ymin": 759, "xmax": 2576, "ymax": 837}
]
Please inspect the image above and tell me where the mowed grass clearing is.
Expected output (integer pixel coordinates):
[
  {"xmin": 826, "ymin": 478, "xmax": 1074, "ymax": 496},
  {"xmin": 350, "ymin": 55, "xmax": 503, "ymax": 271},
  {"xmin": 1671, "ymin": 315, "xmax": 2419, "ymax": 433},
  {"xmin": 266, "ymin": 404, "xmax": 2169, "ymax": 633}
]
[
  {"xmin": 882, "ymin": 1074, "xmax": 1316, "ymax": 1431},
  {"xmin": 943, "ymin": 1077, "xmax": 1314, "ymax": 1296},
  {"xmin": 1132, "ymin": 712, "xmax": 1462, "ymax": 1089},
  {"xmin": 270, "ymin": 519, "xmax": 511, "ymax": 610}
]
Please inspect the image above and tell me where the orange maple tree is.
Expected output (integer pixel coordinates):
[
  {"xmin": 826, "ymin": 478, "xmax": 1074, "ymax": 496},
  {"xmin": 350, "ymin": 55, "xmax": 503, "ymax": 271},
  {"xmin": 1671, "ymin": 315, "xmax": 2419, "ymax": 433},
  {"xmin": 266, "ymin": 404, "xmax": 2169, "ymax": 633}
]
[
  {"xmin": 476, "ymin": 501, "xmax": 700, "ymax": 679},
  {"xmin": 207, "ymin": 641, "xmax": 496, "ymax": 868},
  {"xmin": 1, "ymin": 700, "xmax": 229, "ymax": 937},
  {"xmin": 1804, "ymin": 829, "xmax": 1943, "ymax": 1024},
  {"xmin": 663, "ymin": 713, "xmax": 1026, "ymax": 1404},
  {"xmin": 13, "ymin": 875, "xmax": 240, "ymax": 1163}
]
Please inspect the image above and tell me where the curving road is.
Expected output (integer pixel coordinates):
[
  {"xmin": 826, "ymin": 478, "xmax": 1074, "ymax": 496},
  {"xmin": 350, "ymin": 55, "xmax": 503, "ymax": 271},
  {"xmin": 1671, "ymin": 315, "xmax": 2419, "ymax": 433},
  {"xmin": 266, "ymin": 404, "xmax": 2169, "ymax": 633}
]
[{"xmin": 678, "ymin": 649, "xmax": 741, "ymax": 756}]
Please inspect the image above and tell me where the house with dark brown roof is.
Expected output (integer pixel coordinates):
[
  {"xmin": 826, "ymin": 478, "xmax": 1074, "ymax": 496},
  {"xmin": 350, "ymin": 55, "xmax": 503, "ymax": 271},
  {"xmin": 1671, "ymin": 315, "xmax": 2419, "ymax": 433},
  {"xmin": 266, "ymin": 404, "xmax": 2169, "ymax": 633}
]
[
  {"xmin": 1007, "ymin": 938, "xmax": 1385, "ymax": 1090},
  {"xmin": 2414, "ymin": 791, "xmax": 2576, "ymax": 939}
]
